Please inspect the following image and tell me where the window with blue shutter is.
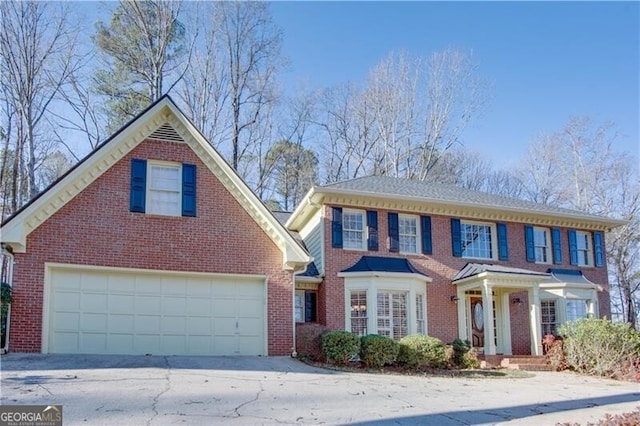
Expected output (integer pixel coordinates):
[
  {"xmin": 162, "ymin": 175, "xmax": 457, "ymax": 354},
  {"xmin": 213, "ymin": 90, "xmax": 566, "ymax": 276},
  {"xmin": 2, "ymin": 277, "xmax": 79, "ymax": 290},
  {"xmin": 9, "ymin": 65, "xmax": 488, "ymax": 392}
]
[
  {"xmin": 388, "ymin": 212, "xmax": 399, "ymax": 253},
  {"xmin": 181, "ymin": 163, "xmax": 197, "ymax": 217},
  {"xmin": 451, "ymin": 218, "xmax": 462, "ymax": 257},
  {"xmin": 332, "ymin": 207, "xmax": 343, "ymax": 248},
  {"xmin": 367, "ymin": 210, "xmax": 378, "ymax": 251},
  {"xmin": 130, "ymin": 159, "xmax": 147, "ymax": 213},
  {"xmin": 593, "ymin": 231, "xmax": 604, "ymax": 267},
  {"xmin": 421, "ymin": 215, "xmax": 432, "ymax": 255},
  {"xmin": 552, "ymin": 228, "xmax": 562, "ymax": 264},
  {"xmin": 497, "ymin": 223, "xmax": 508, "ymax": 260},
  {"xmin": 568, "ymin": 229, "xmax": 578, "ymax": 266}
]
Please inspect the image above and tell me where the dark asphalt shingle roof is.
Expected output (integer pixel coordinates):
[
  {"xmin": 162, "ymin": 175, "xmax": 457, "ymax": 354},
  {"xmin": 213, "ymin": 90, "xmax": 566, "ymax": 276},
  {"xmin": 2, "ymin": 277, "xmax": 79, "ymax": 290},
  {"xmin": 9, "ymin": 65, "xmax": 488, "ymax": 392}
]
[
  {"xmin": 321, "ymin": 176, "xmax": 605, "ymax": 221},
  {"xmin": 340, "ymin": 256, "xmax": 427, "ymax": 276},
  {"xmin": 453, "ymin": 263, "xmax": 550, "ymax": 282}
]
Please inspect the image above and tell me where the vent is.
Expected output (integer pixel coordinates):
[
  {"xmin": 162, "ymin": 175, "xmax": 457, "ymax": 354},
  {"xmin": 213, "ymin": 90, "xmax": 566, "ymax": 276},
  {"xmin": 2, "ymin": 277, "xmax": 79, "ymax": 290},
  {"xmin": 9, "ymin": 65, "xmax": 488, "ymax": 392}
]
[{"xmin": 148, "ymin": 122, "xmax": 184, "ymax": 142}]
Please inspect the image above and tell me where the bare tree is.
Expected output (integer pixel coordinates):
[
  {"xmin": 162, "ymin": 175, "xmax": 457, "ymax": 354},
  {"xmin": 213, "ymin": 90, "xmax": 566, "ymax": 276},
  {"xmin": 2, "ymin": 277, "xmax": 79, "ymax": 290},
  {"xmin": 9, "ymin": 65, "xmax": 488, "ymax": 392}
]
[
  {"xmin": 93, "ymin": 0, "xmax": 188, "ymax": 130},
  {"xmin": 519, "ymin": 117, "xmax": 640, "ymax": 328},
  {"xmin": 0, "ymin": 1, "xmax": 80, "ymax": 210}
]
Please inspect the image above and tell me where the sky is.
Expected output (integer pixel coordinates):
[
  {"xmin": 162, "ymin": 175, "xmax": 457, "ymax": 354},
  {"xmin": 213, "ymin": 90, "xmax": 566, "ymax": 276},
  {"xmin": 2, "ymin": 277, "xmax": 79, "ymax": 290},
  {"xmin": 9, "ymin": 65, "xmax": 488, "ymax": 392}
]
[{"xmin": 269, "ymin": 1, "xmax": 639, "ymax": 167}]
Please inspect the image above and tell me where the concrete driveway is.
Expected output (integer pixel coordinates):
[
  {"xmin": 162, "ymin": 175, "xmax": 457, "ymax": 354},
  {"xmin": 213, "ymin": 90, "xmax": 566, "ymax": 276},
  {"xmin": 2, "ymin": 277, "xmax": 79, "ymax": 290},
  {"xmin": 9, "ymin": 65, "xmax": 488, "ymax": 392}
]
[{"xmin": 1, "ymin": 354, "xmax": 638, "ymax": 425}]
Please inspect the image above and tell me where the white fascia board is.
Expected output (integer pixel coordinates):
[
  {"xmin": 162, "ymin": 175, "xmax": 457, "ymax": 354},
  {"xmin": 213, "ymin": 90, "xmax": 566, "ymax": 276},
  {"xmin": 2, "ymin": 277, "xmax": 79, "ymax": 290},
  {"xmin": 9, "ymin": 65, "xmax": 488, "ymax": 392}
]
[{"xmin": 337, "ymin": 270, "xmax": 432, "ymax": 282}]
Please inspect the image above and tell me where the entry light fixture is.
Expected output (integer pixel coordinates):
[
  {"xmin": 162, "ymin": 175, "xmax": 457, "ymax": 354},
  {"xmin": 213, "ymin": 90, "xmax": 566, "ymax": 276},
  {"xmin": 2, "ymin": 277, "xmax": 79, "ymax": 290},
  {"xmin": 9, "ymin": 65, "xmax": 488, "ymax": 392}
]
[
  {"xmin": 512, "ymin": 297, "xmax": 523, "ymax": 306},
  {"xmin": 450, "ymin": 295, "xmax": 460, "ymax": 302}
]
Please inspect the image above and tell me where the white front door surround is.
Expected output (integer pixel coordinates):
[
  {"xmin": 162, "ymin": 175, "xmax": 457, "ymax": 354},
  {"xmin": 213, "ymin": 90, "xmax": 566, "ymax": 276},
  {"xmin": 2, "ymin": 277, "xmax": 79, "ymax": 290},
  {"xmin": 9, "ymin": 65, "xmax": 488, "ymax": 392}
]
[{"xmin": 455, "ymin": 270, "xmax": 601, "ymax": 356}]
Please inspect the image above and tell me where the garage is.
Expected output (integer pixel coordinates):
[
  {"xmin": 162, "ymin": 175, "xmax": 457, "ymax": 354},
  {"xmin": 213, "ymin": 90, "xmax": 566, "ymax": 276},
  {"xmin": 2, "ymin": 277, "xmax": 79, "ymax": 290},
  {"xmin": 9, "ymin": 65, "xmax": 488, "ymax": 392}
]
[{"xmin": 44, "ymin": 265, "xmax": 266, "ymax": 356}]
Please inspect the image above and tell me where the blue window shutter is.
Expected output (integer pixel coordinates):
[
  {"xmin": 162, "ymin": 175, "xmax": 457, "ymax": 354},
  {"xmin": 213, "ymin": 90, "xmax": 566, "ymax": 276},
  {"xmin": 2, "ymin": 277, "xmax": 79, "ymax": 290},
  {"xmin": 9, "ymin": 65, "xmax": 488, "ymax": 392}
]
[
  {"xmin": 421, "ymin": 215, "xmax": 432, "ymax": 255},
  {"xmin": 552, "ymin": 228, "xmax": 563, "ymax": 264},
  {"xmin": 524, "ymin": 225, "xmax": 535, "ymax": 262},
  {"xmin": 130, "ymin": 159, "xmax": 146, "ymax": 213},
  {"xmin": 568, "ymin": 229, "xmax": 578, "ymax": 266},
  {"xmin": 593, "ymin": 231, "xmax": 604, "ymax": 267},
  {"xmin": 451, "ymin": 218, "xmax": 462, "ymax": 257},
  {"xmin": 305, "ymin": 292, "xmax": 317, "ymax": 322},
  {"xmin": 497, "ymin": 223, "xmax": 509, "ymax": 260},
  {"xmin": 181, "ymin": 163, "xmax": 197, "ymax": 217},
  {"xmin": 367, "ymin": 210, "xmax": 378, "ymax": 251},
  {"xmin": 388, "ymin": 212, "xmax": 399, "ymax": 253},
  {"xmin": 332, "ymin": 207, "xmax": 343, "ymax": 248}
]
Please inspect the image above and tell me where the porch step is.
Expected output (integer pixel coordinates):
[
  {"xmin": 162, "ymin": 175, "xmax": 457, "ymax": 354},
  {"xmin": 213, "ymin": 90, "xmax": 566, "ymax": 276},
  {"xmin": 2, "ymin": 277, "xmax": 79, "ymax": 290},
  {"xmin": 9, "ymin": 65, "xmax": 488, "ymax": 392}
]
[{"xmin": 479, "ymin": 355, "xmax": 553, "ymax": 372}]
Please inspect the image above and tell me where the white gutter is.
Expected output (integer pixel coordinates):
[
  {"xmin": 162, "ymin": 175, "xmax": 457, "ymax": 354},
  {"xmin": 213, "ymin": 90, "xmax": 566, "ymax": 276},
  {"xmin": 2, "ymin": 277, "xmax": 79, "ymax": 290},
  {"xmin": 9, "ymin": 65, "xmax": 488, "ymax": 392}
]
[{"xmin": 1, "ymin": 245, "xmax": 14, "ymax": 354}]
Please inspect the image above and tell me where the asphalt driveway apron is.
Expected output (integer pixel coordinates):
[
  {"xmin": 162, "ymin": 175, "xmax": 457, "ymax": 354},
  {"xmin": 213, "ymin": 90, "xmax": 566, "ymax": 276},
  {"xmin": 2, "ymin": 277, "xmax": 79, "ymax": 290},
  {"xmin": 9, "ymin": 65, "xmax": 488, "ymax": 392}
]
[{"xmin": 1, "ymin": 354, "xmax": 639, "ymax": 425}]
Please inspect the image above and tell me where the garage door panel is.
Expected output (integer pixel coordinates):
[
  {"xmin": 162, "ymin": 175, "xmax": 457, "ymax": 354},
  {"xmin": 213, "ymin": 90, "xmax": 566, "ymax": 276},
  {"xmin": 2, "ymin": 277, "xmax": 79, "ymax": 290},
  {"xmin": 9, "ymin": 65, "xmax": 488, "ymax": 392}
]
[
  {"xmin": 81, "ymin": 313, "xmax": 107, "ymax": 331},
  {"xmin": 48, "ymin": 268, "xmax": 266, "ymax": 356},
  {"xmin": 80, "ymin": 333, "xmax": 107, "ymax": 353},
  {"xmin": 54, "ymin": 292, "xmax": 80, "ymax": 311},
  {"xmin": 109, "ymin": 294, "xmax": 134, "ymax": 312},
  {"xmin": 81, "ymin": 293, "xmax": 108, "ymax": 312},
  {"xmin": 135, "ymin": 295, "xmax": 161, "ymax": 313},
  {"xmin": 162, "ymin": 297, "xmax": 186, "ymax": 315},
  {"xmin": 109, "ymin": 314, "xmax": 134, "ymax": 332}
]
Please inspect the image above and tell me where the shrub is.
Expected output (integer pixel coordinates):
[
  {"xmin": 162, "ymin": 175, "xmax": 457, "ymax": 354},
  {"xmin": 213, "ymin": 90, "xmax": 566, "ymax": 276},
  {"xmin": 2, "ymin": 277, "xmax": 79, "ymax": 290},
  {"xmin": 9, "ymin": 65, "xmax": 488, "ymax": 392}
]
[
  {"xmin": 397, "ymin": 335, "xmax": 446, "ymax": 368},
  {"xmin": 542, "ymin": 334, "xmax": 567, "ymax": 371},
  {"xmin": 295, "ymin": 323, "xmax": 329, "ymax": 362},
  {"xmin": 449, "ymin": 339, "xmax": 480, "ymax": 369},
  {"xmin": 559, "ymin": 318, "xmax": 640, "ymax": 379},
  {"xmin": 359, "ymin": 335, "xmax": 399, "ymax": 368},
  {"xmin": 321, "ymin": 330, "xmax": 360, "ymax": 365}
]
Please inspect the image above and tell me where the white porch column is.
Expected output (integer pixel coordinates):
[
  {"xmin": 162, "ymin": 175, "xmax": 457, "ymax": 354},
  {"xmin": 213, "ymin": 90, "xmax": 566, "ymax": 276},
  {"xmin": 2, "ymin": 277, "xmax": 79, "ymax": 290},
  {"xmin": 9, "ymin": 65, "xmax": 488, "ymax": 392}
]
[
  {"xmin": 456, "ymin": 286, "xmax": 467, "ymax": 342},
  {"xmin": 482, "ymin": 280, "xmax": 496, "ymax": 355},
  {"xmin": 528, "ymin": 287, "xmax": 543, "ymax": 356},
  {"xmin": 500, "ymin": 292, "xmax": 512, "ymax": 355}
]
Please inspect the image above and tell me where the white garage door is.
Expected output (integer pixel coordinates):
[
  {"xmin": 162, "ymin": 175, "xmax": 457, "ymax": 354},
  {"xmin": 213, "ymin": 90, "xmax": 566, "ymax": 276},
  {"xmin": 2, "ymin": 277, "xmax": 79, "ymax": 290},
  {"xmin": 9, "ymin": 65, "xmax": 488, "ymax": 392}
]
[{"xmin": 46, "ymin": 267, "xmax": 266, "ymax": 356}]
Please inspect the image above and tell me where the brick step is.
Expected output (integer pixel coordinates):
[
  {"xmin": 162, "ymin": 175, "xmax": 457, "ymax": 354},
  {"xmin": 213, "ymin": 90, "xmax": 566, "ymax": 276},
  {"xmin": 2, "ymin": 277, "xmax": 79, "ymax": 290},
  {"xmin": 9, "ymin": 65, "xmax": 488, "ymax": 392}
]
[{"xmin": 479, "ymin": 355, "xmax": 551, "ymax": 371}]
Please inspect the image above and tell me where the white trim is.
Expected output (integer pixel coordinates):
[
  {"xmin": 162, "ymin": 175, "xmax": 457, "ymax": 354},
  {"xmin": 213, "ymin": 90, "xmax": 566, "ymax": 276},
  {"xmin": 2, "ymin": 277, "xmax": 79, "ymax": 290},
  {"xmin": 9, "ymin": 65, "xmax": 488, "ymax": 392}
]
[
  {"xmin": 398, "ymin": 213, "xmax": 421, "ymax": 255},
  {"xmin": 338, "ymin": 270, "xmax": 432, "ymax": 282},
  {"xmin": 146, "ymin": 160, "xmax": 182, "ymax": 217},
  {"xmin": 341, "ymin": 208, "xmax": 366, "ymax": 251},
  {"xmin": 460, "ymin": 219, "xmax": 497, "ymax": 261}
]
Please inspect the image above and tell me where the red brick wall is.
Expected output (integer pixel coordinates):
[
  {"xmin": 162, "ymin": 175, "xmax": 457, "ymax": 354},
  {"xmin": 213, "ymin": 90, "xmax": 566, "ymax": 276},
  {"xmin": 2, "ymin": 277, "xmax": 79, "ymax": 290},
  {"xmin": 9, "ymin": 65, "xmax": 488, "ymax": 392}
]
[
  {"xmin": 9, "ymin": 139, "xmax": 294, "ymax": 356},
  {"xmin": 321, "ymin": 204, "xmax": 612, "ymax": 355}
]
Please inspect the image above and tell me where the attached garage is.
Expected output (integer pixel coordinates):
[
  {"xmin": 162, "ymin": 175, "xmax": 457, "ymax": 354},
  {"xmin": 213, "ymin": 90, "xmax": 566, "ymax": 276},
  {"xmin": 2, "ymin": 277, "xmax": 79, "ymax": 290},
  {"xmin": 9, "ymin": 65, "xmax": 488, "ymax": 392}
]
[{"xmin": 44, "ymin": 265, "xmax": 267, "ymax": 356}]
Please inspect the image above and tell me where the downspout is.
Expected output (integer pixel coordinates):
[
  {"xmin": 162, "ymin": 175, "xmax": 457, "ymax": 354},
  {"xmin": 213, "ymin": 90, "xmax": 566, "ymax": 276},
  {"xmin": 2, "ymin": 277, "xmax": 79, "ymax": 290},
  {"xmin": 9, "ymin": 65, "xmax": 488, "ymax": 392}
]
[
  {"xmin": 1, "ymin": 245, "xmax": 14, "ymax": 355},
  {"xmin": 291, "ymin": 264, "xmax": 310, "ymax": 358}
]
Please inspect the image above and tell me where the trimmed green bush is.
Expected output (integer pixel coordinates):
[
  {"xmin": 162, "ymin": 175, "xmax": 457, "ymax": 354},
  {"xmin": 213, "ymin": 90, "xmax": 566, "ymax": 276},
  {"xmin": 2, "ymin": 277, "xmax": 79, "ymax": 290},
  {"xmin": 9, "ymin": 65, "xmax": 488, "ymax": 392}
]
[
  {"xmin": 450, "ymin": 338, "xmax": 479, "ymax": 369},
  {"xmin": 559, "ymin": 318, "xmax": 640, "ymax": 379},
  {"xmin": 321, "ymin": 330, "xmax": 360, "ymax": 365},
  {"xmin": 397, "ymin": 334, "xmax": 446, "ymax": 368},
  {"xmin": 360, "ymin": 334, "xmax": 399, "ymax": 368}
]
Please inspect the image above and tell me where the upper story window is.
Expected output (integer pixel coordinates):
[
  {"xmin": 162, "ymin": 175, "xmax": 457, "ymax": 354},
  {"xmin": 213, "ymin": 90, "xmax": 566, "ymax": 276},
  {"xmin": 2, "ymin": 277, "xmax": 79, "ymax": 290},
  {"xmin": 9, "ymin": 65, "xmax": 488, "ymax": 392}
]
[
  {"xmin": 148, "ymin": 162, "xmax": 181, "ymax": 216},
  {"xmin": 461, "ymin": 221, "xmax": 496, "ymax": 259},
  {"xmin": 343, "ymin": 209, "xmax": 365, "ymax": 250},
  {"xmin": 398, "ymin": 214, "xmax": 419, "ymax": 254},
  {"xmin": 130, "ymin": 158, "xmax": 197, "ymax": 217},
  {"xmin": 534, "ymin": 227, "xmax": 551, "ymax": 264},
  {"xmin": 575, "ymin": 231, "xmax": 593, "ymax": 267}
]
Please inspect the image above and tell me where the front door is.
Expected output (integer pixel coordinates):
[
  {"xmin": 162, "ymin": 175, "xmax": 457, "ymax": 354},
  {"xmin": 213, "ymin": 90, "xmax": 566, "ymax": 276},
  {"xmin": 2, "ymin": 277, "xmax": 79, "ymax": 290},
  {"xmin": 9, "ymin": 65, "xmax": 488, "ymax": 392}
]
[{"xmin": 470, "ymin": 297, "xmax": 484, "ymax": 348}]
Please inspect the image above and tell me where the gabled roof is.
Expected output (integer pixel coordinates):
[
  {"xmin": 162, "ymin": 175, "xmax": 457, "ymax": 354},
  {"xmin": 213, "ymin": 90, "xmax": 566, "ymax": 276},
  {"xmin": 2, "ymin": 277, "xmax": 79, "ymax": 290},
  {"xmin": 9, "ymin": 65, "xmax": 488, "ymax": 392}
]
[
  {"xmin": 453, "ymin": 263, "xmax": 550, "ymax": 282},
  {"xmin": 0, "ymin": 96, "xmax": 310, "ymax": 270},
  {"xmin": 287, "ymin": 175, "xmax": 626, "ymax": 232},
  {"xmin": 339, "ymin": 256, "xmax": 429, "ymax": 280}
]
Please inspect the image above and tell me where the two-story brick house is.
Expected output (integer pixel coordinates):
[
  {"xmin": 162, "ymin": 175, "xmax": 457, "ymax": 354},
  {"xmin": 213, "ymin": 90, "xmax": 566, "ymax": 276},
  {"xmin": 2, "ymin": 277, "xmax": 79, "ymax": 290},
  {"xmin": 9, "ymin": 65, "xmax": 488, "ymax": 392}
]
[
  {"xmin": 285, "ymin": 177, "xmax": 625, "ymax": 356},
  {"xmin": 0, "ymin": 95, "xmax": 625, "ymax": 357}
]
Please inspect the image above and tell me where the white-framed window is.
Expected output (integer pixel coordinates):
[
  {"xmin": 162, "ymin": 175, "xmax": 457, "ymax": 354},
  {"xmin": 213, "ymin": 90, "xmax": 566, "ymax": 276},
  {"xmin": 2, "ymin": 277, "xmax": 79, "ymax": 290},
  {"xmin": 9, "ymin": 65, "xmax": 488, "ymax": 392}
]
[
  {"xmin": 566, "ymin": 299, "xmax": 589, "ymax": 322},
  {"xmin": 147, "ymin": 161, "xmax": 181, "ymax": 216},
  {"xmin": 399, "ymin": 214, "xmax": 419, "ymax": 254},
  {"xmin": 461, "ymin": 221, "xmax": 496, "ymax": 259},
  {"xmin": 534, "ymin": 227, "xmax": 551, "ymax": 264},
  {"xmin": 377, "ymin": 291, "xmax": 408, "ymax": 340},
  {"xmin": 295, "ymin": 290, "xmax": 305, "ymax": 323},
  {"xmin": 416, "ymin": 294, "xmax": 425, "ymax": 335},
  {"xmin": 576, "ymin": 231, "xmax": 594, "ymax": 267},
  {"xmin": 343, "ymin": 210, "xmax": 365, "ymax": 250},
  {"xmin": 350, "ymin": 291, "xmax": 368, "ymax": 336},
  {"xmin": 541, "ymin": 300, "xmax": 557, "ymax": 336}
]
